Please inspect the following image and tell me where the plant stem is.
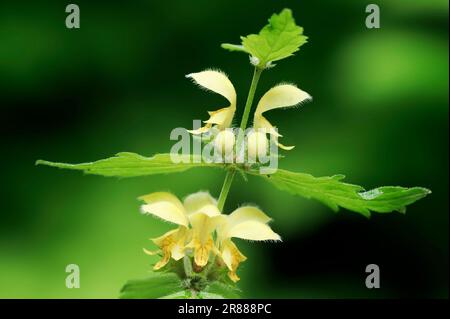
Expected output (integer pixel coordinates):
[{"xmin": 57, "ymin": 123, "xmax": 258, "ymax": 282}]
[
  {"xmin": 183, "ymin": 255, "xmax": 193, "ymax": 277},
  {"xmin": 236, "ymin": 67, "xmax": 263, "ymax": 147},
  {"xmin": 217, "ymin": 168, "xmax": 236, "ymax": 212},
  {"xmin": 216, "ymin": 67, "xmax": 263, "ymax": 211}
]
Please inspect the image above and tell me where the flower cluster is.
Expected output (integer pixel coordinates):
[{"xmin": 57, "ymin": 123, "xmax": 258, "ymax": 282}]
[
  {"xmin": 140, "ymin": 191, "xmax": 280, "ymax": 282},
  {"xmin": 186, "ymin": 70, "xmax": 311, "ymax": 157},
  {"xmin": 141, "ymin": 69, "xmax": 311, "ymax": 283}
]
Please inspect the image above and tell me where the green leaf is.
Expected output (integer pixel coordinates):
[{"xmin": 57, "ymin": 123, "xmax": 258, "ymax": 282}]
[
  {"xmin": 222, "ymin": 8, "xmax": 308, "ymax": 68},
  {"xmin": 120, "ymin": 272, "xmax": 183, "ymax": 299},
  {"xmin": 205, "ymin": 281, "xmax": 241, "ymax": 299},
  {"xmin": 198, "ymin": 292, "xmax": 225, "ymax": 299},
  {"xmin": 220, "ymin": 43, "xmax": 247, "ymax": 53},
  {"xmin": 249, "ymin": 169, "xmax": 431, "ymax": 217},
  {"xmin": 159, "ymin": 291, "xmax": 190, "ymax": 299},
  {"xmin": 36, "ymin": 152, "xmax": 222, "ymax": 178}
]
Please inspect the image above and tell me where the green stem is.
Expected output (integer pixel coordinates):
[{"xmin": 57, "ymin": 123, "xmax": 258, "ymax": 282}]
[
  {"xmin": 236, "ymin": 67, "xmax": 263, "ymax": 148},
  {"xmin": 183, "ymin": 255, "xmax": 193, "ymax": 278},
  {"xmin": 216, "ymin": 67, "xmax": 263, "ymax": 211},
  {"xmin": 217, "ymin": 168, "xmax": 236, "ymax": 212}
]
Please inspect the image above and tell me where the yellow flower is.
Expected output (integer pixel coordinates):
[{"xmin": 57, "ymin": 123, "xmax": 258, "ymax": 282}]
[
  {"xmin": 186, "ymin": 69, "xmax": 310, "ymax": 153},
  {"xmin": 216, "ymin": 206, "xmax": 281, "ymax": 282},
  {"xmin": 140, "ymin": 191, "xmax": 224, "ymax": 269},
  {"xmin": 253, "ymin": 84, "xmax": 311, "ymax": 150},
  {"xmin": 186, "ymin": 70, "xmax": 237, "ymax": 135},
  {"xmin": 143, "ymin": 227, "xmax": 189, "ymax": 270},
  {"xmin": 139, "ymin": 191, "xmax": 281, "ymax": 280}
]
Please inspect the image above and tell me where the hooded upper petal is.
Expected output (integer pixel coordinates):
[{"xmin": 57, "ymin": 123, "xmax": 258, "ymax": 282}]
[
  {"xmin": 186, "ymin": 70, "xmax": 236, "ymax": 106},
  {"xmin": 255, "ymin": 84, "xmax": 311, "ymax": 116},
  {"xmin": 253, "ymin": 84, "xmax": 311, "ymax": 149},
  {"xmin": 186, "ymin": 70, "xmax": 237, "ymax": 133},
  {"xmin": 217, "ymin": 206, "xmax": 278, "ymax": 241},
  {"xmin": 140, "ymin": 192, "xmax": 189, "ymax": 226},
  {"xmin": 228, "ymin": 206, "xmax": 272, "ymax": 225},
  {"xmin": 226, "ymin": 220, "xmax": 281, "ymax": 241},
  {"xmin": 183, "ymin": 191, "xmax": 218, "ymax": 215}
]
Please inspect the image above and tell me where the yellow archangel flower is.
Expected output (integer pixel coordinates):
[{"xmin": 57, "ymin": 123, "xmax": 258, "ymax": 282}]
[
  {"xmin": 139, "ymin": 191, "xmax": 281, "ymax": 282},
  {"xmin": 139, "ymin": 191, "xmax": 224, "ymax": 269},
  {"xmin": 216, "ymin": 206, "xmax": 281, "ymax": 282},
  {"xmin": 251, "ymin": 84, "xmax": 312, "ymax": 151},
  {"xmin": 186, "ymin": 70, "xmax": 237, "ymax": 136},
  {"xmin": 186, "ymin": 69, "xmax": 311, "ymax": 156}
]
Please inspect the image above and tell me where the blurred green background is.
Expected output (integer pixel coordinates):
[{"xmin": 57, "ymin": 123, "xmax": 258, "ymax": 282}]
[{"xmin": 0, "ymin": 0, "xmax": 448, "ymax": 298}]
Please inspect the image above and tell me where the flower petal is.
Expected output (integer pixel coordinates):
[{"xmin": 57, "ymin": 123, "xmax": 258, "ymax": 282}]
[
  {"xmin": 276, "ymin": 141, "xmax": 295, "ymax": 150},
  {"xmin": 253, "ymin": 117, "xmax": 281, "ymax": 137},
  {"xmin": 227, "ymin": 220, "xmax": 281, "ymax": 241},
  {"xmin": 228, "ymin": 206, "xmax": 272, "ymax": 225},
  {"xmin": 139, "ymin": 192, "xmax": 185, "ymax": 212},
  {"xmin": 183, "ymin": 191, "xmax": 218, "ymax": 215},
  {"xmin": 188, "ymin": 236, "xmax": 214, "ymax": 267},
  {"xmin": 141, "ymin": 202, "xmax": 189, "ymax": 226},
  {"xmin": 170, "ymin": 227, "xmax": 190, "ymax": 261},
  {"xmin": 143, "ymin": 248, "xmax": 159, "ymax": 256},
  {"xmin": 253, "ymin": 84, "xmax": 311, "ymax": 148},
  {"xmin": 153, "ymin": 253, "xmax": 171, "ymax": 270},
  {"xmin": 187, "ymin": 212, "xmax": 224, "ymax": 267},
  {"xmin": 150, "ymin": 229, "xmax": 178, "ymax": 270},
  {"xmin": 220, "ymin": 239, "xmax": 247, "ymax": 282},
  {"xmin": 218, "ymin": 206, "xmax": 273, "ymax": 240},
  {"xmin": 187, "ymin": 125, "xmax": 212, "ymax": 135},
  {"xmin": 149, "ymin": 228, "xmax": 188, "ymax": 269},
  {"xmin": 139, "ymin": 192, "xmax": 188, "ymax": 226},
  {"xmin": 186, "ymin": 70, "xmax": 236, "ymax": 106},
  {"xmin": 170, "ymin": 245, "xmax": 186, "ymax": 261},
  {"xmin": 186, "ymin": 70, "xmax": 237, "ymax": 133},
  {"xmin": 203, "ymin": 107, "xmax": 233, "ymax": 125},
  {"xmin": 151, "ymin": 229, "xmax": 180, "ymax": 247},
  {"xmin": 189, "ymin": 212, "xmax": 224, "ymax": 238},
  {"xmin": 255, "ymin": 84, "xmax": 311, "ymax": 116}
]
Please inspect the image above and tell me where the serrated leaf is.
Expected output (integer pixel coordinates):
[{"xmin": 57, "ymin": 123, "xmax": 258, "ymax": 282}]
[
  {"xmin": 120, "ymin": 272, "xmax": 183, "ymax": 299},
  {"xmin": 249, "ymin": 169, "xmax": 431, "ymax": 217},
  {"xmin": 36, "ymin": 153, "xmax": 430, "ymax": 217},
  {"xmin": 205, "ymin": 281, "xmax": 241, "ymax": 299},
  {"xmin": 222, "ymin": 8, "xmax": 308, "ymax": 68},
  {"xmin": 36, "ymin": 153, "xmax": 223, "ymax": 178}
]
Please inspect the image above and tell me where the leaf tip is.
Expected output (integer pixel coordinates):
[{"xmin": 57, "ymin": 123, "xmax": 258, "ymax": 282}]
[{"xmin": 279, "ymin": 8, "xmax": 293, "ymax": 16}]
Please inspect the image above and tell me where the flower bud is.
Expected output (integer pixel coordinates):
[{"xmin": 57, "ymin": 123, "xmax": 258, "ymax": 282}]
[
  {"xmin": 214, "ymin": 130, "xmax": 235, "ymax": 156},
  {"xmin": 250, "ymin": 56, "xmax": 260, "ymax": 66},
  {"xmin": 247, "ymin": 131, "xmax": 268, "ymax": 161}
]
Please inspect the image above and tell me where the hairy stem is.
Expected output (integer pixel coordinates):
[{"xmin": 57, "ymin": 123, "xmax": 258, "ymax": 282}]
[
  {"xmin": 183, "ymin": 255, "xmax": 193, "ymax": 277},
  {"xmin": 217, "ymin": 168, "xmax": 236, "ymax": 212},
  {"xmin": 236, "ymin": 67, "xmax": 263, "ymax": 147},
  {"xmin": 216, "ymin": 67, "xmax": 263, "ymax": 211}
]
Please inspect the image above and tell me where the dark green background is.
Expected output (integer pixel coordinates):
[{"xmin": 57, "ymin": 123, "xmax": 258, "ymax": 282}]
[{"xmin": 0, "ymin": 0, "xmax": 448, "ymax": 298}]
